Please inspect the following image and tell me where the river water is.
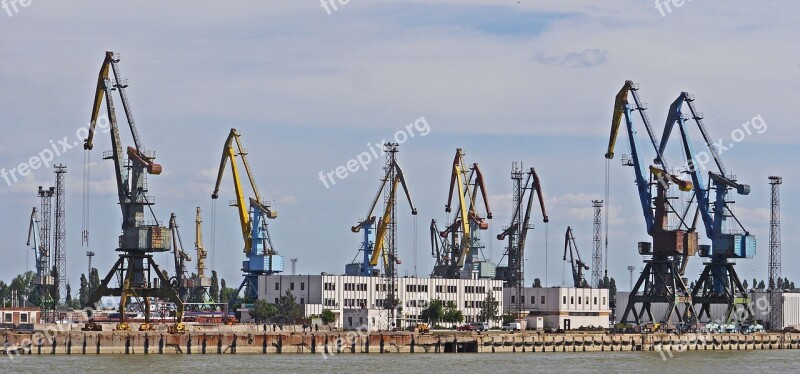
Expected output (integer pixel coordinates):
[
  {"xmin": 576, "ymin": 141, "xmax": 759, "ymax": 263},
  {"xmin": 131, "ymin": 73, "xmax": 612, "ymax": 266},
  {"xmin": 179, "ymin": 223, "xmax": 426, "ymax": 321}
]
[{"xmin": 3, "ymin": 350, "xmax": 798, "ymax": 373}]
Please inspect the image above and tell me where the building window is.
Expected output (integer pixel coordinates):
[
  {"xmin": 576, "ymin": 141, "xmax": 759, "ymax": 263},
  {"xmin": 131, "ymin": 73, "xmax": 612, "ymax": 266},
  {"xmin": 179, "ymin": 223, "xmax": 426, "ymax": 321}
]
[
  {"xmin": 275, "ymin": 282, "xmax": 280, "ymax": 291},
  {"xmin": 300, "ymin": 298, "xmax": 305, "ymax": 304},
  {"xmin": 530, "ymin": 296, "xmax": 535, "ymax": 305},
  {"xmin": 301, "ymin": 282, "xmax": 305, "ymax": 291},
  {"xmin": 562, "ymin": 296, "xmax": 566, "ymax": 305},
  {"xmin": 275, "ymin": 298, "xmax": 279, "ymax": 304},
  {"xmin": 571, "ymin": 297, "xmax": 574, "ymax": 304},
  {"xmin": 594, "ymin": 297, "xmax": 598, "ymax": 305},
  {"xmin": 602, "ymin": 297, "xmax": 606, "ymax": 305},
  {"xmin": 541, "ymin": 296, "xmax": 545, "ymax": 304},
  {"xmin": 290, "ymin": 282, "xmax": 295, "ymax": 290},
  {"xmin": 511, "ymin": 296, "xmax": 515, "ymax": 304},
  {"xmin": 20, "ymin": 313, "xmax": 28, "ymax": 323},
  {"xmin": 578, "ymin": 297, "xmax": 581, "ymax": 305}
]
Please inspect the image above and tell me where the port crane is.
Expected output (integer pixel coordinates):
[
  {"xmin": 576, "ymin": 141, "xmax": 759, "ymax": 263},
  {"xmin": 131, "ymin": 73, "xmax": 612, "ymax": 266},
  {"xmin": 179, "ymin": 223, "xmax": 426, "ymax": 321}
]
[
  {"xmin": 350, "ymin": 155, "xmax": 417, "ymax": 276},
  {"xmin": 660, "ymin": 92, "xmax": 756, "ymax": 323},
  {"xmin": 496, "ymin": 165, "xmax": 548, "ymax": 285},
  {"xmin": 212, "ymin": 128, "xmax": 283, "ymax": 304},
  {"xmin": 496, "ymin": 164, "xmax": 548, "ymax": 314},
  {"xmin": 168, "ymin": 213, "xmax": 191, "ymax": 302},
  {"xmin": 26, "ymin": 207, "xmax": 55, "ymax": 312},
  {"xmin": 432, "ymin": 148, "xmax": 493, "ymax": 279},
  {"xmin": 605, "ymin": 80, "xmax": 697, "ymax": 325},
  {"xmin": 563, "ymin": 226, "xmax": 589, "ymax": 288},
  {"xmin": 193, "ymin": 207, "xmax": 211, "ymax": 294},
  {"xmin": 83, "ymin": 51, "xmax": 184, "ymax": 332}
]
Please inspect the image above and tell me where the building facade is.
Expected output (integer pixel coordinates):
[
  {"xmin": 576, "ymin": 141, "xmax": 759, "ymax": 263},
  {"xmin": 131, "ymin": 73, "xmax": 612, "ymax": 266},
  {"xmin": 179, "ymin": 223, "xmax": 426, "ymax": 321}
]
[
  {"xmin": 503, "ymin": 287, "xmax": 610, "ymax": 330},
  {"xmin": 0, "ymin": 307, "xmax": 40, "ymax": 325},
  {"xmin": 257, "ymin": 274, "xmax": 504, "ymax": 330}
]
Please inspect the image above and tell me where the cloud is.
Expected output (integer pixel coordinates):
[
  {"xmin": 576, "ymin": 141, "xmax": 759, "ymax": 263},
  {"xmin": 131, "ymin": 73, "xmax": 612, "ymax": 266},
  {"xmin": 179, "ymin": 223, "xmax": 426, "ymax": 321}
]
[
  {"xmin": 532, "ymin": 49, "xmax": 608, "ymax": 68},
  {"xmin": 277, "ymin": 195, "xmax": 297, "ymax": 205}
]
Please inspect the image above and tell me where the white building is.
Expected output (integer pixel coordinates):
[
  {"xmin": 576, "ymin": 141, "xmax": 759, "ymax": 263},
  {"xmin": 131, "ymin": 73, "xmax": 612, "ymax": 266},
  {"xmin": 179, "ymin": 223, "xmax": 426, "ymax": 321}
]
[
  {"xmin": 751, "ymin": 291, "xmax": 800, "ymax": 330},
  {"xmin": 257, "ymin": 274, "xmax": 504, "ymax": 330},
  {"xmin": 503, "ymin": 287, "xmax": 611, "ymax": 330}
]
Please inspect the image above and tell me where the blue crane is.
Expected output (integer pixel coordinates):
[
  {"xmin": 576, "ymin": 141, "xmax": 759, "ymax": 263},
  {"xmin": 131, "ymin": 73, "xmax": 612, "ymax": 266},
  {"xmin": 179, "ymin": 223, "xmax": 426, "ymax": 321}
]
[
  {"xmin": 660, "ymin": 92, "xmax": 756, "ymax": 324},
  {"xmin": 605, "ymin": 80, "xmax": 697, "ymax": 325}
]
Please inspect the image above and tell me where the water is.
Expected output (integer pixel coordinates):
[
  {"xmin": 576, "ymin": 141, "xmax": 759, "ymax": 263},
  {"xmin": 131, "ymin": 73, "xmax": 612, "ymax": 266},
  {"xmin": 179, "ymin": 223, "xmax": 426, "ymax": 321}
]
[{"xmin": 3, "ymin": 350, "xmax": 799, "ymax": 373}]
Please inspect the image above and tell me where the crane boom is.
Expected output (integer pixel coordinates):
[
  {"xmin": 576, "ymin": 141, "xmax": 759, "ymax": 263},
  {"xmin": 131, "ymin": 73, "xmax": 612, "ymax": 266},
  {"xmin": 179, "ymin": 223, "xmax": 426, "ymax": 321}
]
[
  {"xmin": 563, "ymin": 226, "xmax": 589, "ymax": 288},
  {"xmin": 368, "ymin": 161, "xmax": 418, "ymax": 270}
]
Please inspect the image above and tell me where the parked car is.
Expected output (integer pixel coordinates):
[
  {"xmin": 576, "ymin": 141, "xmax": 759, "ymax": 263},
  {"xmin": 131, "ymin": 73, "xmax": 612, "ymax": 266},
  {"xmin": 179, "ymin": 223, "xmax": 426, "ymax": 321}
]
[
  {"xmin": 503, "ymin": 322, "xmax": 522, "ymax": 331},
  {"xmin": 470, "ymin": 322, "xmax": 489, "ymax": 331},
  {"xmin": 457, "ymin": 324, "xmax": 475, "ymax": 331}
]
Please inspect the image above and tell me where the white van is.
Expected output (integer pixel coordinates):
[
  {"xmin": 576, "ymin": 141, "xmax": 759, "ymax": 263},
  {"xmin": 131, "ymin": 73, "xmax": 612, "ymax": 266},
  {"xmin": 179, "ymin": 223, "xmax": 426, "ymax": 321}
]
[{"xmin": 503, "ymin": 322, "xmax": 522, "ymax": 331}]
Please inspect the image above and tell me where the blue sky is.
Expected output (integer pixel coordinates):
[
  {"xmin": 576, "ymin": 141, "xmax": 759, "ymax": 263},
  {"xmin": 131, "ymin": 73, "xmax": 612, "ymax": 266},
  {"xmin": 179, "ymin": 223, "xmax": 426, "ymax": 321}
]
[{"xmin": 1, "ymin": 1, "xmax": 798, "ymax": 291}]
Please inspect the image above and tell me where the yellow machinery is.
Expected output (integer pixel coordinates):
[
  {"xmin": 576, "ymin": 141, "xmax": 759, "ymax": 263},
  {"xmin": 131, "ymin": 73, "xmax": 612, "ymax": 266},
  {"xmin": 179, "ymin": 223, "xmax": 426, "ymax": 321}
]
[
  {"xmin": 82, "ymin": 51, "xmax": 184, "ymax": 333},
  {"xmin": 212, "ymin": 128, "xmax": 283, "ymax": 303},
  {"xmin": 432, "ymin": 148, "xmax": 492, "ymax": 278}
]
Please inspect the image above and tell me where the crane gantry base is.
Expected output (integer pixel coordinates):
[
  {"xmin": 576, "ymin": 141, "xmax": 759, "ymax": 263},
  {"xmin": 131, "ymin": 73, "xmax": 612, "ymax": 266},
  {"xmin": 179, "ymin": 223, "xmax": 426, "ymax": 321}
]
[
  {"xmin": 620, "ymin": 256, "xmax": 696, "ymax": 326},
  {"xmin": 87, "ymin": 253, "xmax": 185, "ymax": 331},
  {"xmin": 690, "ymin": 259, "xmax": 754, "ymax": 324}
]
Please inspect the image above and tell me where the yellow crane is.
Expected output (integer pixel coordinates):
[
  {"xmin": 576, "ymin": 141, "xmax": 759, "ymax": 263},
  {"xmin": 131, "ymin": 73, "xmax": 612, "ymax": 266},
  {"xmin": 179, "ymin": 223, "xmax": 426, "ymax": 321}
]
[
  {"xmin": 211, "ymin": 128, "xmax": 282, "ymax": 303},
  {"xmin": 195, "ymin": 207, "xmax": 208, "ymax": 280},
  {"xmin": 434, "ymin": 149, "xmax": 492, "ymax": 278}
]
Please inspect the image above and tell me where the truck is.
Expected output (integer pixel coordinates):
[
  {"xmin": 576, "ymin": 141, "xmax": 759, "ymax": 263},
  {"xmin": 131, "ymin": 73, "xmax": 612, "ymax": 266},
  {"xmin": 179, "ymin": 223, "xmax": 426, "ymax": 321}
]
[{"xmin": 503, "ymin": 322, "xmax": 522, "ymax": 331}]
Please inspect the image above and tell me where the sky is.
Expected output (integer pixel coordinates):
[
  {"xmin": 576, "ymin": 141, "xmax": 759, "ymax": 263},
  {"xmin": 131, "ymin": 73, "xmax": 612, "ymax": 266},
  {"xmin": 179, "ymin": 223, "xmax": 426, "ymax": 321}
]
[{"xmin": 1, "ymin": 1, "xmax": 798, "ymax": 293}]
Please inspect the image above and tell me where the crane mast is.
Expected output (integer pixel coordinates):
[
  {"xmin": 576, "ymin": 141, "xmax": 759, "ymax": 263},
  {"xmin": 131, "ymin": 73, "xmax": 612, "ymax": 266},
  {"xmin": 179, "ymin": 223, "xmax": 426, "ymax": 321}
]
[
  {"xmin": 660, "ymin": 92, "xmax": 756, "ymax": 324},
  {"xmin": 606, "ymin": 80, "xmax": 697, "ymax": 326},
  {"xmin": 211, "ymin": 128, "xmax": 282, "ymax": 304},
  {"xmin": 82, "ymin": 51, "xmax": 184, "ymax": 333}
]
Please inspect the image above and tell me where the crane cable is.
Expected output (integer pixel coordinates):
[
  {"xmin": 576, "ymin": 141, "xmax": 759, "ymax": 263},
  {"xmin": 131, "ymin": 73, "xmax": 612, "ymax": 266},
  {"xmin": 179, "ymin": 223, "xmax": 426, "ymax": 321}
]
[
  {"xmin": 211, "ymin": 199, "xmax": 217, "ymax": 272},
  {"xmin": 604, "ymin": 158, "xmax": 610, "ymax": 278},
  {"xmin": 544, "ymin": 220, "xmax": 549, "ymax": 287},
  {"xmin": 82, "ymin": 149, "xmax": 90, "ymax": 248}
]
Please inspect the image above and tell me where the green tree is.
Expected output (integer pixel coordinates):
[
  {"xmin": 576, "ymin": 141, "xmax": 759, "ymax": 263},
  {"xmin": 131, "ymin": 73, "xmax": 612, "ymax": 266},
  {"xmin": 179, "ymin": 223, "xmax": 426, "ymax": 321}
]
[
  {"xmin": 210, "ymin": 270, "xmax": 220, "ymax": 302},
  {"xmin": 421, "ymin": 299, "xmax": 444, "ymax": 323},
  {"xmin": 479, "ymin": 291, "xmax": 499, "ymax": 323},
  {"xmin": 608, "ymin": 277, "xmax": 617, "ymax": 307},
  {"xmin": 783, "ymin": 277, "xmax": 791, "ymax": 290},
  {"xmin": 219, "ymin": 278, "xmax": 237, "ymax": 304},
  {"xmin": 249, "ymin": 299, "xmax": 277, "ymax": 323},
  {"xmin": 532, "ymin": 278, "xmax": 542, "ymax": 288},
  {"xmin": 753, "ymin": 278, "xmax": 758, "ymax": 290},
  {"xmin": 742, "ymin": 279, "xmax": 749, "ymax": 290},
  {"xmin": 321, "ymin": 309, "xmax": 336, "ymax": 325},
  {"xmin": 791, "ymin": 282, "xmax": 796, "ymax": 289},
  {"xmin": 65, "ymin": 283, "xmax": 73, "ymax": 307},
  {"xmin": 0, "ymin": 281, "xmax": 8, "ymax": 306},
  {"xmin": 78, "ymin": 273, "xmax": 88, "ymax": 307},
  {"xmin": 502, "ymin": 313, "xmax": 516, "ymax": 325},
  {"xmin": 88, "ymin": 268, "xmax": 101, "ymax": 300},
  {"xmin": 274, "ymin": 290, "xmax": 302, "ymax": 324},
  {"xmin": 757, "ymin": 280, "xmax": 766, "ymax": 290},
  {"xmin": 442, "ymin": 301, "xmax": 463, "ymax": 324}
]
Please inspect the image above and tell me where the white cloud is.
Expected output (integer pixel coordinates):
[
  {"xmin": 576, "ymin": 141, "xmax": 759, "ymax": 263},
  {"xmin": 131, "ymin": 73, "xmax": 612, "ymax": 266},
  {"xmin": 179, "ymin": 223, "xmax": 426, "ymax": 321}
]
[{"xmin": 532, "ymin": 49, "xmax": 608, "ymax": 68}]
